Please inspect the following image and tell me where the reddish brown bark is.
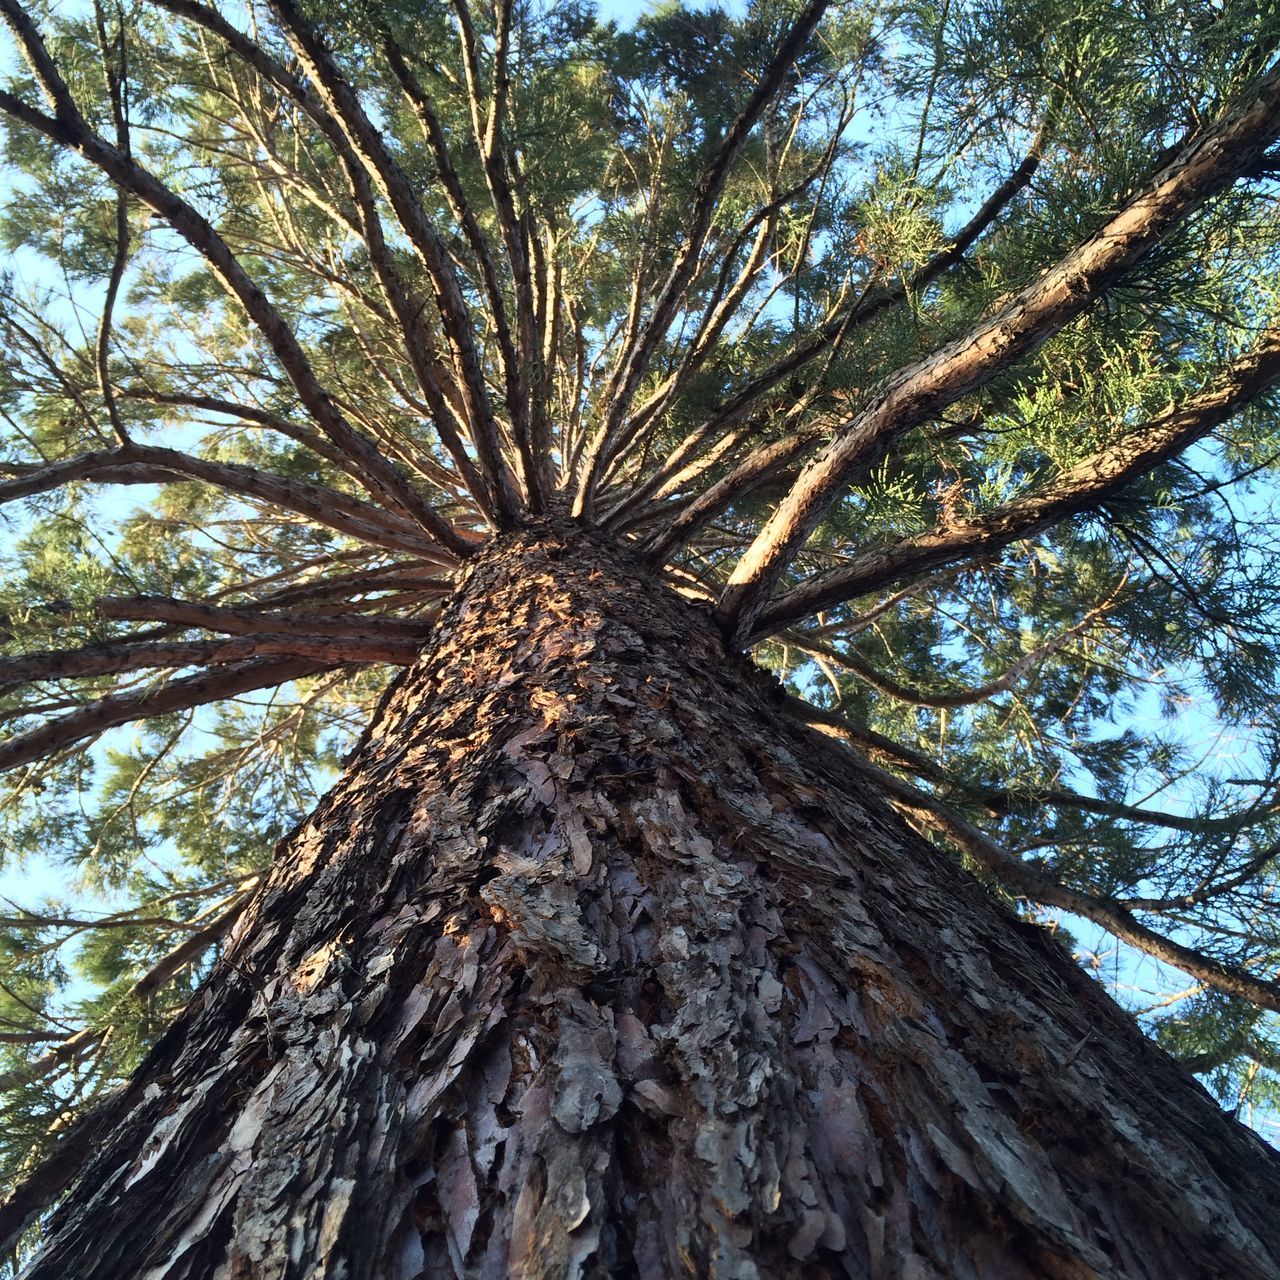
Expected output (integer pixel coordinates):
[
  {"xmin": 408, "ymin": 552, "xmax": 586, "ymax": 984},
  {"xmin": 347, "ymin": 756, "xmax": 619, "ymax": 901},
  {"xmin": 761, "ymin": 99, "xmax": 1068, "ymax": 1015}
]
[{"xmin": 14, "ymin": 527, "xmax": 1280, "ymax": 1278}]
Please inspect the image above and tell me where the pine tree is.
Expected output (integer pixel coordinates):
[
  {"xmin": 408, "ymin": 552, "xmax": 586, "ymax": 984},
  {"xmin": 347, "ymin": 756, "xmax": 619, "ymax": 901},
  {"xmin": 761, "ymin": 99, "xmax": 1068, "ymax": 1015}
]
[{"xmin": 2, "ymin": 0, "xmax": 1280, "ymax": 1273}]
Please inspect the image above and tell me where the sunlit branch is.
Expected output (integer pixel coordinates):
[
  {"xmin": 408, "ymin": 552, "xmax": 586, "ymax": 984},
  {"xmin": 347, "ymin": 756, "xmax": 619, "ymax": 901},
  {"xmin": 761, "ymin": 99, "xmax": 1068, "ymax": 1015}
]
[
  {"xmin": 748, "ymin": 329, "xmax": 1280, "ymax": 638},
  {"xmin": 0, "ymin": 0, "xmax": 469, "ymax": 556},
  {"xmin": 642, "ymin": 431, "xmax": 822, "ymax": 565},
  {"xmin": 446, "ymin": 0, "xmax": 544, "ymax": 507},
  {"xmin": 608, "ymin": 278, "xmax": 863, "ymax": 534},
  {"xmin": 266, "ymin": 0, "xmax": 519, "ymax": 525},
  {"xmin": 718, "ymin": 66, "xmax": 1280, "ymax": 642},
  {"xmin": 152, "ymin": 0, "xmax": 494, "ymax": 517},
  {"xmin": 573, "ymin": 0, "xmax": 833, "ymax": 515},
  {"xmin": 598, "ymin": 109, "xmax": 850, "ymax": 495},
  {"xmin": 384, "ymin": 38, "xmax": 525, "ymax": 474}
]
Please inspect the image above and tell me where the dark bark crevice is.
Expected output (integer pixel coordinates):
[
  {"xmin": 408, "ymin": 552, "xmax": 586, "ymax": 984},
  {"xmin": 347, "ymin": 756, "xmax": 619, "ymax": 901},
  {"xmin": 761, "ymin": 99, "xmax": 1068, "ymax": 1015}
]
[{"xmin": 16, "ymin": 524, "xmax": 1280, "ymax": 1279}]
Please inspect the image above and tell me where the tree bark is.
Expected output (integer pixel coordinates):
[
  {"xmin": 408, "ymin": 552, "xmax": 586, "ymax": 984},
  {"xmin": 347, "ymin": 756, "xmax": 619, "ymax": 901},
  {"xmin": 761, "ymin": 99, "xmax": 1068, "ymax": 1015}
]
[{"xmin": 17, "ymin": 525, "xmax": 1280, "ymax": 1279}]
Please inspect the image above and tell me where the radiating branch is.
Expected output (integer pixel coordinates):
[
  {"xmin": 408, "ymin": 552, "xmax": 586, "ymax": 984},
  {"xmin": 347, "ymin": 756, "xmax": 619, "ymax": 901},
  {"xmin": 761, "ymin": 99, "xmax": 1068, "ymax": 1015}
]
[
  {"xmin": 793, "ymin": 702, "xmax": 1280, "ymax": 1012},
  {"xmin": 0, "ymin": 657, "xmax": 337, "ymax": 773},
  {"xmin": 147, "ymin": 0, "xmax": 495, "ymax": 521},
  {"xmin": 0, "ymin": 443, "xmax": 449, "ymax": 559},
  {"xmin": 573, "ymin": 0, "xmax": 833, "ymax": 515},
  {"xmin": 748, "ymin": 328, "xmax": 1280, "ymax": 638},
  {"xmin": 0, "ymin": 0, "xmax": 471, "ymax": 555},
  {"xmin": 95, "ymin": 595, "xmax": 443, "ymax": 640},
  {"xmin": 718, "ymin": 64, "xmax": 1280, "ymax": 643},
  {"xmin": 266, "ymin": 0, "xmax": 520, "ymax": 524},
  {"xmin": 0, "ymin": 631, "xmax": 426, "ymax": 692}
]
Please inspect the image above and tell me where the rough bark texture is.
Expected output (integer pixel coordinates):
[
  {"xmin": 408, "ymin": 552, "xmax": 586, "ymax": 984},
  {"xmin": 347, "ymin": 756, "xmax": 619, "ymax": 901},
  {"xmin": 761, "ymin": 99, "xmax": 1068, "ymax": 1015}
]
[{"xmin": 20, "ymin": 525, "xmax": 1280, "ymax": 1278}]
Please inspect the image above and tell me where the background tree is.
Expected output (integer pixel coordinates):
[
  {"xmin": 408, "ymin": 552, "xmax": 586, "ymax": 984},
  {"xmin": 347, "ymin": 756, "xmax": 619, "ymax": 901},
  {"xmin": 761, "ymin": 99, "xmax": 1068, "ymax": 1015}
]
[{"xmin": 1, "ymin": 0, "xmax": 1280, "ymax": 1273}]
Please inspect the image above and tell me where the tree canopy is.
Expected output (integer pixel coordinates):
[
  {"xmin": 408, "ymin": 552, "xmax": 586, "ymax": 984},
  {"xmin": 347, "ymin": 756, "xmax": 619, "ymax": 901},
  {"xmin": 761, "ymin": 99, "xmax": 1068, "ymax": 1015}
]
[{"xmin": 2, "ymin": 0, "xmax": 1280, "ymax": 1228}]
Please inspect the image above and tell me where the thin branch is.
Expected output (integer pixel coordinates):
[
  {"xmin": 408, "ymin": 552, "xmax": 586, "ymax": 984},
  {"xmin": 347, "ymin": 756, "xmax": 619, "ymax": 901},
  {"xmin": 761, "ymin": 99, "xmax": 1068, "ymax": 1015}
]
[
  {"xmin": 0, "ymin": 891, "xmax": 251, "ymax": 1097},
  {"xmin": 573, "ymin": 0, "xmax": 832, "ymax": 514},
  {"xmin": 704, "ymin": 99, "xmax": 1060, "ymax": 437},
  {"xmin": 0, "ymin": 657, "xmax": 337, "ymax": 773},
  {"xmin": 0, "ymin": 0, "xmax": 470, "ymax": 555},
  {"xmin": 1121, "ymin": 846, "xmax": 1280, "ymax": 911},
  {"xmin": 793, "ymin": 703, "xmax": 1280, "ymax": 1011},
  {"xmin": 267, "ymin": 0, "xmax": 520, "ymax": 524},
  {"xmin": 790, "ymin": 584, "xmax": 1122, "ymax": 709}
]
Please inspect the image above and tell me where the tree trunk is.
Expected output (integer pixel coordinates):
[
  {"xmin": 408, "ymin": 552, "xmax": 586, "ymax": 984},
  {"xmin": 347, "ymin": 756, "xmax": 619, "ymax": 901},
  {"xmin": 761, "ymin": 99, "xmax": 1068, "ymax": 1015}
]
[{"xmin": 19, "ymin": 524, "xmax": 1280, "ymax": 1279}]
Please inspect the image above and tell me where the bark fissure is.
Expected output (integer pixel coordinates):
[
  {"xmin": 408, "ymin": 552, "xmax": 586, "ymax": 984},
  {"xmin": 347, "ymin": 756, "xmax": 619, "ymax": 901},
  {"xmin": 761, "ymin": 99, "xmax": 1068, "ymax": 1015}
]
[{"xmin": 16, "ymin": 528, "xmax": 1280, "ymax": 1279}]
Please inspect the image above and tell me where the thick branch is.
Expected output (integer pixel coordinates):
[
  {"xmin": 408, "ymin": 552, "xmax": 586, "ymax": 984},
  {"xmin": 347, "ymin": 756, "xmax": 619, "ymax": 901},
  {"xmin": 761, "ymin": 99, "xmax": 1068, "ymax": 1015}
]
[
  {"xmin": 95, "ymin": 595, "xmax": 442, "ymax": 640},
  {"xmin": 0, "ymin": 632, "xmax": 423, "ymax": 691},
  {"xmin": 0, "ymin": 443, "xmax": 446, "ymax": 558},
  {"xmin": 641, "ymin": 430, "xmax": 822, "ymax": 565},
  {"xmin": 719, "ymin": 63, "xmax": 1280, "ymax": 642},
  {"xmin": 749, "ymin": 329, "xmax": 1280, "ymax": 637}
]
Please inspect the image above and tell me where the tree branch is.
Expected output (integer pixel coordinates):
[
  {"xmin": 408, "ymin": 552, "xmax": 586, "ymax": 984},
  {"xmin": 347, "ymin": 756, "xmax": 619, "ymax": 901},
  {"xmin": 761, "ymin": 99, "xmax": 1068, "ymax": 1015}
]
[
  {"xmin": 792, "ymin": 702, "xmax": 1280, "ymax": 1012},
  {"xmin": 146, "ymin": 0, "xmax": 495, "ymax": 521},
  {"xmin": 265, "ymin": 0, "xmax": 520, "ymax": 524},
  {"xmin": 0, "ymin": 442, "xmax": 449, "ymax": 559},
  {"xmin": 748, "ymin": 328, "xmax": 1280, "ymax": 638},
  {"xmin": 573, "ymin": 0, "xmax": 832, "ymax": 514},
  {"xmin": 0, "ymin": 631, "xmax": 426, "ymax": 692},
  {"xmin": 718, "ymin": 63, "xmax": 1280, "ymax": 642},
  {"xmin": 787, "ymin": 586, "xmax": 1121, "ymax": 709},
  {"xmin": 0, "ymin": 0, "xmax": 471, "ymax": 555},
  {"xmin": 95, "ymin": 594, "xmax": 441, "ymax": 640},
  {"xmin": 0, "ymin": 657, "xmax": 336, "ymax": 773}
]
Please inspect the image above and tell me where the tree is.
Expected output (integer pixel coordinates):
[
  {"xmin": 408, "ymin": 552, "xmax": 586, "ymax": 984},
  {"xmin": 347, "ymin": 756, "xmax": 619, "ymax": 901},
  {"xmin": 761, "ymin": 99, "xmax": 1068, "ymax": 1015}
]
[{"xmin": 1, "ymin": 0, "xmax": 1280, "ymax": 1271}]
